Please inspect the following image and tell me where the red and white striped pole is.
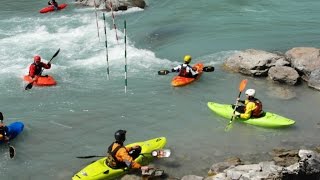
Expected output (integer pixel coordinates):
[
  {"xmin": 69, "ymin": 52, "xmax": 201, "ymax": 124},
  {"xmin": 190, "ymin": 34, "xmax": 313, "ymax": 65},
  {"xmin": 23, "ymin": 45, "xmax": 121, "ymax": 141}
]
[{"xmin": 108, "ymin": 1, "xmax": 119, "ymax": 44}]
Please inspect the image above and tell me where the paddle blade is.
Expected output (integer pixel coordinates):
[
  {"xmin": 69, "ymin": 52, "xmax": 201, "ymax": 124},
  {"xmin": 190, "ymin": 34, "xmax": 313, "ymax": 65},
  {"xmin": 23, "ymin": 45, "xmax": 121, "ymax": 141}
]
[
  {"xmin": 9, "ymin": 145, "xmax": 15, "ymax": 159},
  {"xmin": 225, "ymin": 121, "xmax": 234, "ymax": 131},
  {"xmin": 151, "ymin": 149, "xmax": 171, "ymax": 158},
  {"xmin": 0, "ymin": 112, "xmax": 3, "ymax": 121},
  {"xmin": 239, "ymin": 79, "xmax": 248, "ymax": 92},
  {"xmin": 158, "ymin": 70, "xmax": 170, "ymax": 75},
  {"xmin": 76, "ymin": 155, "xmax": 105, "ymax": 159},
  {"xmin": 203, "ymin": 66, "xmax": 215, "ymax": 72},
  {"xmin": 50, "ymin": 48, "xmax": 60, "ymax": 61},
  {"xmin": 25, "ymin": 82, "xmax": 33, "ymax": 90}
]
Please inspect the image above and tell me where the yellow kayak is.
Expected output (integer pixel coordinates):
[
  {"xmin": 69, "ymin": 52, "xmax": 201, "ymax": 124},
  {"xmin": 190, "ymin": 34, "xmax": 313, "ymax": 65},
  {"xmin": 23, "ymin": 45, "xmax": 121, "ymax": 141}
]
[{"xmin": 72, "ymin": 137, "xmax": 167, "ymax": 180}]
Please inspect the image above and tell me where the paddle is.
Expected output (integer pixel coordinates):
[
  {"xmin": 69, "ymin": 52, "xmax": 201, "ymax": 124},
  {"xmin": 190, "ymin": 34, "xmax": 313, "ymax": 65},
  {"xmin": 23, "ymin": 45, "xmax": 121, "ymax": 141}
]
[
  {"xmin": 158, "ymin": 66, "xmax": 215, "ymax": 75},
  {"xmin": 225, "ymin": 79, "xmax": 248, "ymax": 131},
  {"xmin": 25, "ymin": 48, "xmax": 60, "ymax": 90},
  {"xmin": 76, "ymin": 149, "xmax": 171, "ymax": 159},
  {"xmin": 0, "ymin": 112, "xmax": 15, "ymax": 159}
]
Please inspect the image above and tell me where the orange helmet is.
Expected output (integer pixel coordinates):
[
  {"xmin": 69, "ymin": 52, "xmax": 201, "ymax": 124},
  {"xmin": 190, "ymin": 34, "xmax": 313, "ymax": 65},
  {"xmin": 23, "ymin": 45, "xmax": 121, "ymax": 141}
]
[{"xmin": 34, "ymin": 55, "xmax": 41, "ymax": 62}]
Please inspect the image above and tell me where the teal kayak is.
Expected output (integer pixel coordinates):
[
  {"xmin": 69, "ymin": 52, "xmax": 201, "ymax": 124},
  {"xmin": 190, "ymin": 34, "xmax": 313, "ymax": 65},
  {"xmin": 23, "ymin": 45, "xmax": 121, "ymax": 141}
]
[{"xmin": 207, "ymin": 102, "xmax": 295, "ymax": 128}]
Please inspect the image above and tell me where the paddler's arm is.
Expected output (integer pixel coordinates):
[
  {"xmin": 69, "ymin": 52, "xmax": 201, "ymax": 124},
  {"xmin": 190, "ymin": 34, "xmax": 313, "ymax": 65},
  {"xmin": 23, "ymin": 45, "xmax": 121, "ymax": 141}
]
[
  {"xmin": 116, "ymin": 148, "xmax": 141, "ymax": 169},
  {"xmin": 239, "ymin": 102, "xmax": 256, "ymax": 119},
  {"xmin": 171, "ymin": 65, "xmax": 181, "ymax": 72}
]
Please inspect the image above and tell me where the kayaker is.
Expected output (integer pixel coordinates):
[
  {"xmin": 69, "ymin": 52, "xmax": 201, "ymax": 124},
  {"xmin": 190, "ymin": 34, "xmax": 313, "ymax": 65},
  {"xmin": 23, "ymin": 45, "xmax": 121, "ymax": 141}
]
[
  {"xmin": 29, "ymin": 55, "xmax": 51, "ymax": 81},
  {"xmin": 171, "ymin": 55, "xmax": 199, "ymax": 78},
  {"xmin": 234, "ymin": 89, "xmax": 264, "ymax": 119},
  {"xmin": 0, "ymin": 122, "xmax": 9, "ymax": 141},
  {"xmin": 48, "ymin": 0, "xmax": 59, "ymax": 10},
  {"xmin": 106, "ymin": 130, "xmax": 149, "ymax": 171}
]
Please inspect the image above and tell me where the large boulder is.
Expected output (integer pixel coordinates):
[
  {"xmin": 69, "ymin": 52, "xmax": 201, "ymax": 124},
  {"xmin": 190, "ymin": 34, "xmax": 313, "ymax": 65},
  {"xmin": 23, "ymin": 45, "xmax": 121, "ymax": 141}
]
[
  {"xmin": 308, "ymin": 69, "xmax": 320, "ymax": 90},
  {"xmin": 285, "ymin": 47, "xmax": 320, "ymax": 81},
  {"xmin": 268, "ymin": 66, "xmax": 300, "ymax": 85},
  {"xmin": 223, "ymin": 49, "xmax": 289, "ymax": 77}
]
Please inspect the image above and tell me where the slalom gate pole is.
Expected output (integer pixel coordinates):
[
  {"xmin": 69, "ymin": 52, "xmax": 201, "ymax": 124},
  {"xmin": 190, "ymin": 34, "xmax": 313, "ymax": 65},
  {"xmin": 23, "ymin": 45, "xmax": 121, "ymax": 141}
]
[
  {"xmin": 108, "ymin": 1, "xmax": 119, "ymax": 44},
  {"xmin": 103, "ymin": 13, "xmax": 110, "ymax": 80},
  {"xmin": 93, "ymin": 0, "xmax": 100, "ymax": 41},
  {"xmin": 124, "ymin": 20, "xmax": 127, "ymax": 93}
]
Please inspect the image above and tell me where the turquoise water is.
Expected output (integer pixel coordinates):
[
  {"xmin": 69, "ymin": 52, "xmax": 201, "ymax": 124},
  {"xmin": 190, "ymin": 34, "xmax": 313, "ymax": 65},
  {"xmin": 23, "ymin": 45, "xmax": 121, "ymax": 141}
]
[{"xmin": 1, "ymin": 0, "xmax": 320, "ymax": 179}]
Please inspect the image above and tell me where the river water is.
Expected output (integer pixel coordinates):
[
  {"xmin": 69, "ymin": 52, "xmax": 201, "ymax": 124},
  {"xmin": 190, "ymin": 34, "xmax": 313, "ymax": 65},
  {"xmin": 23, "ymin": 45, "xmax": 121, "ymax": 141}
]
[{"xmin": 0, "ymin": 0, "xmax": 320, "ymax": 179}]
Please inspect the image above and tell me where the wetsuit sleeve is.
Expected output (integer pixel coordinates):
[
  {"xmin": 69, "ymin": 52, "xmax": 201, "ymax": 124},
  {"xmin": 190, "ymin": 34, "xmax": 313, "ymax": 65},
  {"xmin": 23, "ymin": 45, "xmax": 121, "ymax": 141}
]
[
  {"xmin": 42, "ymin": 62, "xmax": 51, "ymax": 69},
  {"xmin": 29, "ymin": 64, "xmax": 36, "ymax": 78},
  {"xmin": 240, "ymin": 101, "xmax": 256, "ymax": 119},
  {"xmin": 172, "ymin": 65, "xmax": 181, "ymax": 72},
  {"xmin": 116, "ymin": 147, "xmax": 141, "ymax": 169},
  {"xmin": 187, "ymin": 66, "xmax": 199, "ymax": 76}
]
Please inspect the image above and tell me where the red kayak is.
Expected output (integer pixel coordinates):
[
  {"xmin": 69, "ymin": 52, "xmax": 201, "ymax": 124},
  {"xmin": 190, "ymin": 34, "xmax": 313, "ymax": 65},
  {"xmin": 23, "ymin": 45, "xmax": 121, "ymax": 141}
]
[
  {"xmin": 39, "ymin": 3, "xmax": 67, "ymax": 13},
  {"xmin": 24, "ymin": 75, "xmax": 57, "ymax": 86}
]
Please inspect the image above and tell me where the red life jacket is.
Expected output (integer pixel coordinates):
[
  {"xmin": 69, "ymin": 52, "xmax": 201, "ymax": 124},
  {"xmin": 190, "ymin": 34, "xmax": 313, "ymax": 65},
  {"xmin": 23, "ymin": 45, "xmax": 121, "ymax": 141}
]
[
  {"xmin": 250, "ymin": 98, "xmax": 263, "ymax": 118},
  {"xmin": 178, "ymin": 64, "xmax": 191, "ymax": 77}
]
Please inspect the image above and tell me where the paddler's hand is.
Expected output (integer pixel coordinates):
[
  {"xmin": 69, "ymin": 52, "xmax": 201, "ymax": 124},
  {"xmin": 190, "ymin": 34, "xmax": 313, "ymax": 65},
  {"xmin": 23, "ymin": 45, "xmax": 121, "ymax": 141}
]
[{"xmin": 234, "ymin": 111, "xmax": 240, "ymax": 118}]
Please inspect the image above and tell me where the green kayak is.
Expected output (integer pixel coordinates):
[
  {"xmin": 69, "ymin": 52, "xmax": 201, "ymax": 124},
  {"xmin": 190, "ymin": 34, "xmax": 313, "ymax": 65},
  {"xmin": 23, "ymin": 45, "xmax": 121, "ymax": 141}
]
[
  {"xmin": 207, "ymin": 102, "xmax": 295, "ymax": 128},
  {"xmin": 72, "ymin": 137, "xmax": 167, "ymax": 180}
]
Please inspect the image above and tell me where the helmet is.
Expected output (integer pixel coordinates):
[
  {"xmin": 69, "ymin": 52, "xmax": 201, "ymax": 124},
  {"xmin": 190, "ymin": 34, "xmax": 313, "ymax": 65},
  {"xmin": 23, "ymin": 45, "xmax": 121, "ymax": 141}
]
[
  {"xmin": 245, "ymin": 89, "xmax": 256, "ymax": 97},
  {"xmin": 34, "ymin": 55, "xmax": 41, "ymax": 62},
  {"xmin": 114, "ymin": 129, "xmax": 126, "ymax": 142},
  {"xmin": 184, "ymin": 55, "xmax": 192, "ymax": 63}
]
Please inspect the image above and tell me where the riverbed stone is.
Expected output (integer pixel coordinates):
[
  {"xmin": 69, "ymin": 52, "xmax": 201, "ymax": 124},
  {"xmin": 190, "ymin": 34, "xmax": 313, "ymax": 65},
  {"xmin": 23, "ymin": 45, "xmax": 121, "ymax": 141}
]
[
  {"xmin": 285, "ymin": 47, "xmax": 320, "ymax": 81},
  {"xmin": 223, "ymin": 49, "xmax": 288, "ymax": 76},
  {"xmin": 268, "ymin": 66, "xmax": 300, "ymax": 85},
  {"xmin": 308, "ymin": 68, "xmax": 320, "ymax": 90}
]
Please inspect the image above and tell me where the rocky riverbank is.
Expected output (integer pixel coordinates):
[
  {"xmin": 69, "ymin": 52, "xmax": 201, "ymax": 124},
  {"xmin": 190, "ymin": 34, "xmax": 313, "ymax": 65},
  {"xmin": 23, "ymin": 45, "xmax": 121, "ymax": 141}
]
[
  {"xmin": 121, "ymin": 147, "xmax": 320, "ymax": 180},
  {"xmin": 223, "ymin": 47, "xmax": 320, "ymax": 91}
]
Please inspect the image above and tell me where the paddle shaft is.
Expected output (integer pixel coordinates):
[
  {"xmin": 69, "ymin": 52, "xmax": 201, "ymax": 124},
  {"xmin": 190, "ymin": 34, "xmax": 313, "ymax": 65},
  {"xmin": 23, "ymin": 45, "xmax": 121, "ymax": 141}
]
[
  {"xmin": 229, "ymin": 91, "xmax": 242, "ymax": 123},
  {"xmin": 77, "ymin": 149, "xmax": 171, "ymax": 159},
  {"xmin": 158, "ymin": 66, "xmax": 214, "ymax": 75},
  {"xmin": 225, "ymin": 79, "xmax": 248, "ymax": 130}
]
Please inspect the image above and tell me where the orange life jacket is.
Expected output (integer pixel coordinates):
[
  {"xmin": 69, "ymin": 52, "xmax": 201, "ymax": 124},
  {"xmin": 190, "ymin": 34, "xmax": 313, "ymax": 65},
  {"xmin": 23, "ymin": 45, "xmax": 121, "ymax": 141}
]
[{"xmin": 106, "ymin": 142, "xmax": 123, "ymax": 168}]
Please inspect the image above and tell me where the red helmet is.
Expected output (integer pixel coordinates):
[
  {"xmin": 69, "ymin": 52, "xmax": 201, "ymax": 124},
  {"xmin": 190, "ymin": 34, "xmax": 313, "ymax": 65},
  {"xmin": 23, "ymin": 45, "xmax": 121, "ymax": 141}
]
[{"xmin": 34, "ymin": 55, "xmax": 41, "ymax": 62}]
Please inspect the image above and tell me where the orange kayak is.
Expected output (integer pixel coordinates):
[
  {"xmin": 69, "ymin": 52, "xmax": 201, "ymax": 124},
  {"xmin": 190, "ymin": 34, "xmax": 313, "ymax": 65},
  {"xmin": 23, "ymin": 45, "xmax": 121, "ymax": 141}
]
[
  {"xmin": 24, "ymin": 75, "xmax": 57, "ymax": 86},
  {"xmin": 171, "ymin": 63, "xmax": 204, "ymax": 87}
]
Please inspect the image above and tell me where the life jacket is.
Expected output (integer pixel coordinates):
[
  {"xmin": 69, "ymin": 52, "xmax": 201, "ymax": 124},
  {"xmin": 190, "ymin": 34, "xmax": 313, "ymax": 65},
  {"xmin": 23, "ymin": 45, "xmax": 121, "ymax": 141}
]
[
  {"xmin": 30, "ymin": 63, "xmax": 43, "ymax": 76},
  {"xmin": 106, "ymin": 142, "xmax": 124, "ymax": 169},
  {"xmin": 250, "ymin": 98, "xmax": 264, "ymax": 118},
  {"xmin": 178, "ymin": 64, "xmax": 191, "ymax": 77}
]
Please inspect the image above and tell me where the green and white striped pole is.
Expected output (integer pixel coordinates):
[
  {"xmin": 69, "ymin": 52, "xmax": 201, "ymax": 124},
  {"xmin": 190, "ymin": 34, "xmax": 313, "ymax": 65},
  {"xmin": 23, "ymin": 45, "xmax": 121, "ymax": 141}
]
[
  {"xmin": 124, "ymin": 20, "xmax": 127, "ymax": 93},
  {"xmin": 103, "ymin": 13, "xmax": 110, "ymax": 80}
]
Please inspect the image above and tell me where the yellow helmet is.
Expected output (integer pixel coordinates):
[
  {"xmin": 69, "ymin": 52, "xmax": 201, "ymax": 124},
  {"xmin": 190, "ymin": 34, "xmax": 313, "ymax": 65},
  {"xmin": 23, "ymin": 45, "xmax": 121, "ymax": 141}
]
[{"xmin": 184, "ymin": 55, "xmax": 192, "ymax": 63}]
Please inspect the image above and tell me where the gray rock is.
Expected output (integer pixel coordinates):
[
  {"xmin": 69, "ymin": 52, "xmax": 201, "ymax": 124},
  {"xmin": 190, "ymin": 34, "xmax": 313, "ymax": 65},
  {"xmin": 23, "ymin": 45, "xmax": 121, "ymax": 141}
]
[
  {"xmin": 268, "ymin": 66, "xmax": 300, "ymax": 85},
  {"xmin": 308, "ymin": 68, "xmax": 320, "ymax": 90},
  {"xmin": 223, "ymin": 49, "xmax": 288, "ymax": 77},
  {"xmin": 285, "ymin": 47, "xmax": 320, "ymax": 81},
  {"xmin": 181, "ymin": 175, "xmax": 204, "ymax": 180}
]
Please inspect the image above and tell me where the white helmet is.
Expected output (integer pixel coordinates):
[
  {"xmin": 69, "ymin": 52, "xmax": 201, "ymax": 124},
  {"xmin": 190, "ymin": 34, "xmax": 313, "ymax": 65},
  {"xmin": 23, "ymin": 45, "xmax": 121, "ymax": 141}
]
[{"xmin": 245, "ymin": 89, "xmax": 255, "ymax": 97}]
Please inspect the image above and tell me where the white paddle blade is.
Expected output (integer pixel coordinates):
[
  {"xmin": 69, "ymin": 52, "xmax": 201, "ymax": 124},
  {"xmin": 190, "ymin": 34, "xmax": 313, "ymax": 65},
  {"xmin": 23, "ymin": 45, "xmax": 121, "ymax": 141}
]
[{"xmin": 151, "ymin": 149, "xmax": 171, "ymax": 158}]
